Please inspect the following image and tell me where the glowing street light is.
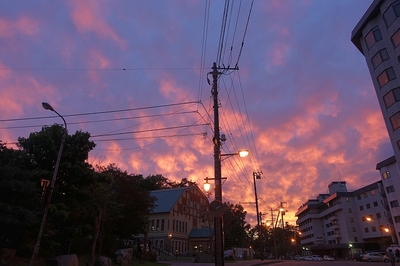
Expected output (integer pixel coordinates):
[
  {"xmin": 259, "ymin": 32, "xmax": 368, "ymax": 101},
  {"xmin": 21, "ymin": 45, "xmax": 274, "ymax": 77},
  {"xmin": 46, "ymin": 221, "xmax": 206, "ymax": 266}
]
[
  {"xmin": 366, "ymin": 215, "xmax": 390, "ymax": 249},
  {"xmin": 29, "ymin": 102, "xmax": 68, "ymax": 266}
]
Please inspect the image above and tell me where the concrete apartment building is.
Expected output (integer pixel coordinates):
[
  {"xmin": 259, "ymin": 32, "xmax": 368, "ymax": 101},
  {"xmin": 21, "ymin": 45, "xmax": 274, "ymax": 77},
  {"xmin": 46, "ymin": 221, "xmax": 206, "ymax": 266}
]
[
  {"xmin": 295, "ymin": 1, "xmax": 400, "ymax": 258},
  {"xmin": 351, "ymin": 0, "xmax": 400, "ymax": 247},
  {"xmin": 295, "ymin": 181, "xmax": 393, "ymax": 258}
]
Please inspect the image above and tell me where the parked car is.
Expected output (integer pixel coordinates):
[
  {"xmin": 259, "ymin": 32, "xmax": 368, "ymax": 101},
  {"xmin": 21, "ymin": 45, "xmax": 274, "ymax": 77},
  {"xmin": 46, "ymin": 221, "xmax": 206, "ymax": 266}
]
[
  {"xmin": 362, "ymin": 252, "xmax": 389, "ymax": 262},
  {"xmin": 304, "ymin": 256, "xmax": 313, "ymax": 261},
  {"xmin": 311, "ymin": 255, "xmax": 323, "ymax": 261},
  {"xmin": 323, "ymin": 255, "xmax": 334, "ymax": 261}
]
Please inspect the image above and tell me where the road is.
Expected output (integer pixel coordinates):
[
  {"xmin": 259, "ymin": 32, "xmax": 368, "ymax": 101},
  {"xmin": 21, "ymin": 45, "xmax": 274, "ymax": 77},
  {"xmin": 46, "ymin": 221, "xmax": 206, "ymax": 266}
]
[{"xmin": 164, "ymin": 259, "xmax": 392, "ymax": 266}]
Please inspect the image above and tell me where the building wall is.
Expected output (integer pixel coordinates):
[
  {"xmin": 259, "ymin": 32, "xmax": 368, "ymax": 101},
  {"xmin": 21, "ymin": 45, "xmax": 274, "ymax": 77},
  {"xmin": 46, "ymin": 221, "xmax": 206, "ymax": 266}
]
[
  {"xmin": 146, "ymin": 186, "xmax": 211, "ymax": 255},
  {"xmin": 296, "ymin": 181, "xmax": 392, "ymax": 257},
  {"xmin": 378, "ymin": 156, "xmax": 400, "ymax": 242},
  {"xmin": 351, "ymin": 0, "xmax": 400, "ymax": 246}
]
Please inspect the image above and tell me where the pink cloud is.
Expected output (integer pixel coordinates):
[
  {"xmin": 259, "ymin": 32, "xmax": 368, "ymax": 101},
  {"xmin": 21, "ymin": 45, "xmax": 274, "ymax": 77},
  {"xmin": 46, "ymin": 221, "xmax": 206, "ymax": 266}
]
[
  {"xmin": 69, "ymin": 0, "xmax": 126, "ymax": 49},
  {"xmin": 0, "ymin": 16, "xmax": 39, "ymax": 38}
]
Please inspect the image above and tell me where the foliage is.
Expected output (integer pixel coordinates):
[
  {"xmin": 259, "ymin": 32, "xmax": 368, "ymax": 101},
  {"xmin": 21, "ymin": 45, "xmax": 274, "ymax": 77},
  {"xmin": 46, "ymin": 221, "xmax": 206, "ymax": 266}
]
[
  {"xmin": 0, "ymin": 142, "xmax": 40, "ymax": 250},
  {"xmin": 222, "ymin": 202, "xmax": 250, "ymax": 249}
]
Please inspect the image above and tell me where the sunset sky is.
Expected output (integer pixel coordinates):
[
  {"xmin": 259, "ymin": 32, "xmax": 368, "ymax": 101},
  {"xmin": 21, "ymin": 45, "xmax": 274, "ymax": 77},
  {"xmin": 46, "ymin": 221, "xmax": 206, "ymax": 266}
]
[{"xmin": 0, "ymin": 0, "xmax": 391, "ymax": 226}]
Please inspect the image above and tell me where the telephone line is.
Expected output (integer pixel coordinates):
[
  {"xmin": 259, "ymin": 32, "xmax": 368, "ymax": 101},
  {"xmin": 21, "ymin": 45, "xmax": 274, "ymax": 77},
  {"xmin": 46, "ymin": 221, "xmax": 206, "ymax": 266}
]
[{"xmin": 0, "ymin": 101, "xmax": 200, "ymax": 122}]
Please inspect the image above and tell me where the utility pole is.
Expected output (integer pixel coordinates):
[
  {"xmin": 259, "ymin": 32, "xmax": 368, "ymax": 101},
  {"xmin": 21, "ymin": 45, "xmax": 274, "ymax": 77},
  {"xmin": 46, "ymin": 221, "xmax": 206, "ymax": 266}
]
[
  {"xmin": 210, "ymin": 62, "xmax": 238, "ymax": 266},
  {"xmin": 271, "ymin": 208, "xmax": 277, "ymax": 260},
  {"xmin": 253, "ymin": 171, "xmax": 263, "ymax": 261}
]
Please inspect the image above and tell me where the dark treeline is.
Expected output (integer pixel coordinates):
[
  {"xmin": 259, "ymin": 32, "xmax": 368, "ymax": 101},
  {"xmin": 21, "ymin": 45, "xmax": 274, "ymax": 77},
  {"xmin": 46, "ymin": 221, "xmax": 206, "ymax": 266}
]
[{"xmin": 0, "ymin": 124, "xmax": 195, "ymax": 265}]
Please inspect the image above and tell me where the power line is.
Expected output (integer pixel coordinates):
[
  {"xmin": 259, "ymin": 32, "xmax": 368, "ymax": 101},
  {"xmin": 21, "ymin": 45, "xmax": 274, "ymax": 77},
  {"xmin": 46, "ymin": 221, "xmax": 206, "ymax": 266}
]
[
  {"xmin": 0, "ymin": 111, "xmax": 198, "ymax": 130},
  {"xmin": 0, "ymin": 101, "xmax": 200, "ymax": 122},
  {"xmin": 90, "ymin": 123, "xmax": 209, "ymax": 138}
]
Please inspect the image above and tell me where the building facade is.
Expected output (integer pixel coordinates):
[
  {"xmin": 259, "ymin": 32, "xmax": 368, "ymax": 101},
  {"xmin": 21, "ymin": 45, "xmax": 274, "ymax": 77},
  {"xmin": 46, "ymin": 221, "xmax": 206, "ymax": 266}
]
[
  {"xmin": 140, "ymin": 186, "xmax": 212, "ymax": 256},
  {"xmin": 351, "ymin": 0, "xmax": 400, "ymax": 247},
  {"xmin": 296, "ymin": 181, "xmax": 393, "ymax": 258}
]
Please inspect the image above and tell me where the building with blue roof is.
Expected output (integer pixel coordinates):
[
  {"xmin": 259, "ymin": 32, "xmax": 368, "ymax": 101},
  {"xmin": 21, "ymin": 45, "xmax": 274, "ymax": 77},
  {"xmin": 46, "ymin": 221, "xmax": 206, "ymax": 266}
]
[{"xmin": 139, "ymin": 185, "xmax": 213, "ymax": 256}]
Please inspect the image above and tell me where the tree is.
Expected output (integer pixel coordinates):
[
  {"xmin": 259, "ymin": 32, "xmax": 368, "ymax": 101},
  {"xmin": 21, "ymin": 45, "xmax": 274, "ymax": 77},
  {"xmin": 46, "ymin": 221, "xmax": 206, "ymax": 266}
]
[
  {"xmin": 223, "ymin": 202, "xmax": 249, "ymax": 249},
  {"xmin": 0, "ymin": 142, "xmax": 40, "ymax": 250},
  {"xmin": 18, "ymin": 125, "xmax": 97, "ymax": 255}
]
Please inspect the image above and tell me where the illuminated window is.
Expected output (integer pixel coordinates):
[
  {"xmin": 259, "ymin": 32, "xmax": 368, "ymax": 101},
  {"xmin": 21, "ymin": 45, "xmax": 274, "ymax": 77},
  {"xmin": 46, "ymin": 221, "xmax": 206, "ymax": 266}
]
[
  {"xmin": 383, "ymin": 171, "xmax": 391, "ymax": 179},
  {"xmin": 390, "ymin": 112, "xmax": 400, "ymax": 130},
  {"xmin": 365, "ymin": 26, "xmax": 383, "ymax": 49},
  {"xmin": 378, "ymin": 68, "xmax": 396, "ymax": 88},
  {"xmin": 371, "ymin": 190, "xmax": 376, "ymax": 195},
  {"xmin": 372, "ymin": 49, "xmax": 389, "ymax": 68}
]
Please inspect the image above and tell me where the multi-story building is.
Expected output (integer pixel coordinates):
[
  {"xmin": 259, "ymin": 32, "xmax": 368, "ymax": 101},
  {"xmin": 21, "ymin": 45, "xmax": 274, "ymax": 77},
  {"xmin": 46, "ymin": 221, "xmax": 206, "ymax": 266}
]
[
  {"xmin": 296, "ymin": 181, "xmax": 392, "ymax": 258},
  {"xmin": 139, "ymin": 186, "xmax": 212, "ymax": 256},
  {"xmin": 376, "ymin": 156, "xmax": 400, "ymax": 243},
  {"xmin": 351, "ymin": 0, "xmax": 400, "ymax": 246}
]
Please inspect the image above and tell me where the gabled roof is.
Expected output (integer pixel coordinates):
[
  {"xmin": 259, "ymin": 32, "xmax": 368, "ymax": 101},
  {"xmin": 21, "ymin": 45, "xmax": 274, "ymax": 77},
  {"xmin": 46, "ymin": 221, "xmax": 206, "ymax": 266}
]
[
  {"xmin": 150, "ymin": 186, "xmax": 200, "ymax": 213},
  {"xmin": 188, "ymin": 228, "xmax": 214, "ymax": 238}
]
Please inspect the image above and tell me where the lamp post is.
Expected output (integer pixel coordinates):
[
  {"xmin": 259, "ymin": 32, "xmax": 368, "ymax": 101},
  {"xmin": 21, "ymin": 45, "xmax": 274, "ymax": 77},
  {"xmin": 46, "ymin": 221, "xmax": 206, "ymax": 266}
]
[
  {"xmin": 203, "ymin": 149, "xmax": 248, "ymax": 265},
  {"xmin": 29, "ymin": 102, "xmax": 67, "ymax": 266}
]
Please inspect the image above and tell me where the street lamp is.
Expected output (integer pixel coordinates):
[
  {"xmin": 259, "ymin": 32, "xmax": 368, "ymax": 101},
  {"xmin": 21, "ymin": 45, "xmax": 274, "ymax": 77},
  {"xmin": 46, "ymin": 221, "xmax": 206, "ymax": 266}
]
[
  {"xmin": 29, "ymin": 102, "xmax": 68, "ymax": 266},
  {"xmin": 366, "ymin": 215, "xmax": 389, "ymax": 249}
]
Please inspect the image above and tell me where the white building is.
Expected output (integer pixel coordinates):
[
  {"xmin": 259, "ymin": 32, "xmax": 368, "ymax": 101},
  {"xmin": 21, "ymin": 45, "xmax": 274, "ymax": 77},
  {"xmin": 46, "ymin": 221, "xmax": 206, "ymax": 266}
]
[
  {"xmin": 351, "ymin": 0, "xmax": 400, "ymax": 247},
  {"xmin": 296, "ymin": 181, "xmax": 392, "ymax": 258}
]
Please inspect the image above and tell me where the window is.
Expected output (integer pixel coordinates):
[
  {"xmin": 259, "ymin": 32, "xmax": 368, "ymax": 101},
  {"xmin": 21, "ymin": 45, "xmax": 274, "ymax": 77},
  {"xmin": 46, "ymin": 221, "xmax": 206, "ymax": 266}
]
[
  {"xmin": 394, "ymin": 216, "xmax": 400, "ymax": 223},
  {"xmin": 161, "ymin": 219, "xmax": 165, "ymax": 231},
  {"xmin": 364, "ymin": 193, "xmax": 368, "ymax": 198},
  {"xmin": 392, "ymin": 28, "xmax": 400, "ymax": 47},
  {"xmin": 372, "ymin": 226, "xmax": 377, "ymax": 232},
  {"xmin": 151, "ymin": 220, "xmax": 155, "ymax": 231},
  {"xmin": 365, "ymin": 26, "xmax": 383, "ymax": 49},
  {"xmin": 355, "ymin": 237, "xmax": 358, "ymax": 242},
  {"xmin": 377, "ymin": 212, "xmax": 382, "ymax": 219},
  {"xmin": 367, "ymin": 203, "xmax": 371, "ymax": 209},
  {"xmin": 387, "ymin": 185, "xmax": 395, "ymax": 193},
  {"xmin": 346, "ymin": 197, "xmax": 350, "ymax": 202},
  {"xmin": 348, "ymin": 208, "xmax": 352, "ymax": 213},
  {"xmin": 350, "ymin": 217, "xmax": 354, "ymax": 222},
  {"xmin": 183, "ymin": 206, "xmax": 186, "ymax": 213},
  {"xmin": 357, "ymin": 195, "xmax": 361, "ymax": 200},
  {"xmin": 374, "ymin": 201, "xmax": 378, "ymax": 207},
  {"xmin": 365, "ymin": 227, "xmax": 369, "ymax": 233},
  {"xmin": 372, "ymin": 49, "xmax": 389, "ymax": 68},
  {"xmin": 156, "ymin": 219, "xmax": 160, "ymax": 231},
  {"xmin": 383, "ymin": 171, "xmax": 391, "ymax": 179},
  {"xmin": 360, "ymin": 205, "xmax": 364, "ymax": 211},
  {"xmin": 384, "ymin": 1, "xmax": 400, "ymax": 26},
  {"xmin": 390, "ymin": 112, "xmax": 400, "ymax": 130},
  {"xmin": 371, "ymin": 189, "xmax": 376, "ymax": 195},
  {"xmin": 384, "ymin": 88, "xmax": 400, "ymax": 108},
  {"xmin": 352, "ymin": 227, "xmax": 356, "ymax": 232},
  {"xmin": 378, "ymin": 68, "xmax": 396, "ymax": 88},
  {"xmin": 391, "ymin": 200, "xmax": 399, "ymax": 207}
]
